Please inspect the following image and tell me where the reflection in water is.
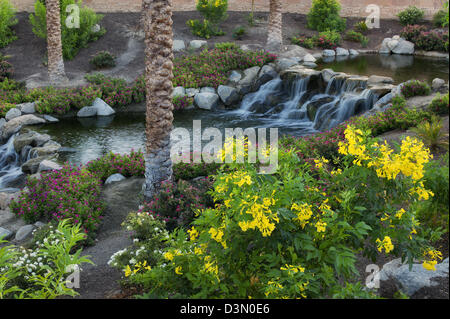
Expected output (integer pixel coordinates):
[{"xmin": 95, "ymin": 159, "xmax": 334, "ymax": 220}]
[{"xmin": 317, "ymin": 54, "xmax": 449, "ymax": 84}]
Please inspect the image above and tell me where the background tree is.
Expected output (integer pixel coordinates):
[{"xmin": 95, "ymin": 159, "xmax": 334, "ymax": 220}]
[
  {"xmin": 45, "ymin": 0, "xmax": 67, "ymax": 84},
  {"xmin": 266, "ymin": 0, "xmax": 282, "ymax": 51},
  {"xmin": 142, "ymin": 0, "xmax": 174, "ymax": 200}
]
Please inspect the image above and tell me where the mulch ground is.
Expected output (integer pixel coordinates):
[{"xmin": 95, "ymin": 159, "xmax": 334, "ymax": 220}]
[{"xmin": 1, "ymin": 11, "xmax": 419, "ymax": 84}]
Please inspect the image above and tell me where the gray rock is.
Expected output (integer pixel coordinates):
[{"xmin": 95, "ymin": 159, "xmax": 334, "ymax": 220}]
[
  {"xmin": 17, "ymin": 102, "xmax": 36, "ymax": 114},
  {"xmin": 379, "ymin": 38, "xmax": 391, "ymax": 54},
  {"xmin": 194, "ymin": 92, "xmax": 220, "ymax": 110},
  {"xmin": 392, "ymin": 39, "xmax": 414, "ymax": 55},
  {"xmin": 1, "ymin": 115, "xmax": 46, "ymax": 141},
  {"xmin": 172, "ymin": 86, "xmax": 186, "ymax": 97},
  {"xmin": 22, "ymin": 155, "xmax": 58, "ymax": 174},
  {"xmin": 0, "ymin": 192, "xmax": 19, "ymax": 210},
  {"xmin": 322, "ymin": 49, "xmax": 336, "ymax": 57},
  {"xmin": 378, "ymin": 257, "xmax": 449, "ymax": 296},
  {"xmin": 278, "ymin": 45, "xmax": 308, "ymax": 60},
  {"xmin": 275, "ymin": 58, "xmax": 299, "ymax": 72},
  {"xmin": 38, "ymin": 160, "xmax": 62, "ymax": 172},
  {"xmin": 217, "ymin": 85, "xmax": 240, "ymax": 106},
  {"xmin": 303, "ymin": 62, "xmax": 318, "ymax": 68},
  {"xmin": 0, "ymin": 209, "xmax": 15, "ymax": 226},
  {"xmin": 240, "ymin": 43, "xmax": 264, "ymax": 52},
  {"xmin": 43, "ymin": 114, "xmax": 59, "ymax": 123},
  {"xmin": 0, "ymin": 118, "xmax": 5, "ymax": 130},
  {"xmin": 321, "ymin": 69, "xmax": 338, "ymax": 83},
  {"xmin": 105, "ymin": 173, "xmax": 126, "ymax": 185},
  {"xmin": 228, "ymin": 70, "xmax": 242, "ymax": 85},
  {"xmin": 91, "ymin": 24, "xmax": 101, "ymax": 33},
  {"xmin": 349, "ymin": 49, "xmax": 359, "ymax": 56},
  {"xmin": 0, "ymin": 227, "xmax": 13, "ymax": 240},
  {"xmin": 335, "ymin": 47, "xmax": 349, "ymax": 56},
  {"xmin": 13, "ymin": 132, "xmax": 50, "ymax": 153},
  {"xmin": 303, "ymin": 53, "xmax": 316, "ymax": 63},
  {"xmin": 200, "ymin": 87, "xmax": 216, "ymax": 93},
  {"xmin": 5, "ymin": 108, "xmax": 22, "ymax": 121},
  {"xmin": 77, "ymin": 106, "xmax": 97, "ymax": 118},
  {"xmin": 387, "ymin": 39, "xmax": 399, "ymax": 51},
  {"xmin": 369, "ymin": 84, "xmax": 396, "ymax": 97},
  {"xmin": 237, "ymin": 66, "xmax": 261, "ymax": 94},
  {"xmin": 368, "ymin": 75, "xmax": 394, "ymax": 86},
  {"xmin": 92, "ymin": 98, "xmax": 115, "ymax": 116},
  {"xmin": 173, "ymin": 39, "xmax": 186, "ymax": 52},
  {"xmin": 189, "ymin": 40, "xmax": 208, "ymax": 50},
  {"xmin": 432, "ymin": 78, "xmax": 446, "ymax": 91},
  {"xmin": 15, "ymin": 224, "xmax": 34, "ymax": 241},
  {"xmin": 373, "ymin": 92, "xmax": 393, "ymax": 109},
  {"xmin": 34, "ymin": 221, "xmax": 46, "ymax": 228},
  {"xmin": 29, "ymin": 141, "xmax": 61, "ymax": 158},
  {"xmin": 186, "ymin": 88, "xmax": 200, "ymax": 98}
]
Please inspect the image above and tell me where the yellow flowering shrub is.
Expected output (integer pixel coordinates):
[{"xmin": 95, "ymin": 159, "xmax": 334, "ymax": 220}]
[{"xmin": 120, "ymin": 132, "xmax": 442, "ymax": 298}]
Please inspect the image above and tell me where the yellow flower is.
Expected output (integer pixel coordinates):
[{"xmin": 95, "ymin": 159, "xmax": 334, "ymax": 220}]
[
  {"xmin": 315, "ymin": 221, "xmax": 327, "ymax": 233},
  {"xmin": 124, "ymin": 265, "xmax": 132, "ymax": 277},
  {"xmin": 376, "ymin": 236, "xmax": 394, "ymax": 253},
  {"xmin": 395, "ymin": 208, "xmax": 406, "ymax": 219},
  {"xmin": 164, "ymin": 251, "xmax": 174, "ymax": 261},
  {"xmin": 175, "ymin": 266, "xmax": 183, "ymax": 275},
  {"xmin": 422, "ymin": 260, "xmax": 437, "ymax": 271},
  {"xmin": 187, "ymin": 227, "xmax": 199, "ymax": 241}
]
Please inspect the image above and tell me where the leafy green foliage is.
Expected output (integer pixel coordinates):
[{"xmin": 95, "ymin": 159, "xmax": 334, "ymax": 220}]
[
  {"xmin": 344, "ymin": 30, "xmax": 369, "ymax": 47},
  {"xmin": 0, "ymin": 53, "xmax": 13, "ymax": 81},
  {"xmin": 307, "ymin": 0, "xmax": 346, "ymax": 32},
  {"xmin": 400, "ymin": 80, "xmax": 431, "ymax": 98},
  {"xmin": 232, "ymin": 25, "xmax": 246, "ymax": 40},
  {"xmin": 397, "ymin": 6, "xmax": 425, "ymax": 26},
  {"xmin": 410, "ymin": 116, "xmax": 449, "ymax": 151},
  {"xmin": 187, "ymin": 0, "xmax": 228, "ymax": 39},
  {"xmin": 0, "ymin": 0, "xmax": 17, "ymax": 48},
  {"xmin": 89, "ymin": 51, "xmax": 116, "ymax": 69},
  {"xmin": 428, "ymin": 92, "xmax": 449, "ymax": 115},
  {"xmin": 29, "ymin": 0, "xmax": 106, "ymax": 60},
  {"xmin": 0, "ymin": 220, "xmax": 93, "ymax": 299}
]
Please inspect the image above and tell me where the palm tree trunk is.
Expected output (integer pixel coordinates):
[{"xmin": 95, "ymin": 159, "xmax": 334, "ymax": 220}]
[
  {"xmin": 46, "ymin": 0, "xmax": 67, "ymax": 84},
  {"xmin": 142, "ymin": 0, "xmax": 174, "ymax": 201},
  {"xmin": 266, "ymin": 0, "xmax": 283, "ymax": 51}
]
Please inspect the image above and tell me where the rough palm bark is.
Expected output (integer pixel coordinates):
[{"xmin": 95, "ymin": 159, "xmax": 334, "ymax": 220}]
[
  {"xmin": 142, "ymin": 0, "xmax": 174, "ymax": 200},
  {"xmin": 46, "ymin": 0, "xmax": 67, "ymax": 84},
  {"xmin": 266, "ymin": 0, "xmax": 283, "ymax": 51}
]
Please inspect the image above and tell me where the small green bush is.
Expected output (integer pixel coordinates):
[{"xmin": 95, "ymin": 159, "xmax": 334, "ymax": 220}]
[
  {"xmin": 214, "ymin": 42, "xmax": 239, "ymax": 51},
  {"xmin": 428, "ymin": 92, "xmax": 449, "ymax": 115},
  {"xmin": 188, "ymin": 0, "xmax": 228, "ymax": 38},
  {"xmin": 89, "ymin": 51, "xmax": 116, "ymax": 69},
  {"xmin": 353, "ymin": 21, "xmax": 368, "ymax": 33},
  {"xmin": 291, "ymin": 36, "xmax": 315, "ymax": 49},
  {"xmin": 397, "ymin": 6, "xmax": 425, "ymax": 26},
  {"xmin": 0, "ymin": 0, "xmax": 18, "ymax": 48},
  {"xmin": 0, "ymin": 53, "xmax": 13, "ymax": 81},
  {"xmin": 29, "ymin": 0, "xmax": 106, "ymax": 60},
  {"xmin": 401, "ymin": 80, "xmax": 431, "ymax": 98},
  {"xmin": 232, "ymin": 25, "xmax": 246, "ymax": 40},
  {"xmin": 344, "ymin": 30, "xmax": 369, "ymax": 47},
  {"xmin": 186, "ymin": 19, "xmax": 224, "ymax": 39},
  {"xmin": 307, "ymin": 0, "xmax": 346, "ymax": 32},
  {"xmin": 316, "ymin": 30, "xmax": 341, "ymax": 49}
]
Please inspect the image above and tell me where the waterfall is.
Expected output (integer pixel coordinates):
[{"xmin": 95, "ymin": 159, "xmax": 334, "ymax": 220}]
[
  {"xmin": 237, "ymin": 73, "xmax": 378, "ymax": 134},
  {"xmin": 0, "ymin": 134, "xmax": 24, "ymax": 190}
]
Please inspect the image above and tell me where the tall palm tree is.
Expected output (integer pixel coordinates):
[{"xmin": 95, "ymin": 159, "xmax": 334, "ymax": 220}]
[
  {"xmin": 266, "ymin": 0, "xmax": 283, "ymax": 51},
  {"xmin": 142, "ymin": 0, "xmax": 174, "ymax": 200},
  {"xmin": 46, "ymin": 0, "xmax": 67, "ymax": 84}
]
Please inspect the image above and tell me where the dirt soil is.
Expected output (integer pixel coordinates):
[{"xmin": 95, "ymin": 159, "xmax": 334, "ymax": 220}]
[{"xmin": 1, "ymin": 11, "xmax": 419, "ymax": 87}]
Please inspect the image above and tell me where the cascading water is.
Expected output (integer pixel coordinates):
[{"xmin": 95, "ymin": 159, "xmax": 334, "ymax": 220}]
[
  {"xmin": 236, "ymin": 73, "xmax": 379, "ymax": 135},
  {"xmin": 0, "ymin": 134, "xmax": 24, "ymax": 191}
]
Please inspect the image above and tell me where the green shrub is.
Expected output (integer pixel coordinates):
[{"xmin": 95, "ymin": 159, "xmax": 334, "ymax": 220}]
[
  {"xmin": 0, "ymin": 99, "xmax": 15, "ymax": 116},
  {"xmin": 29, "ymin": 0, "xmax": 106, "ymax": 60},
  {"xmin": 187, "ymin": 0, "xmax": 228, "ymax": 38},
  {"xmin": 353, "ymin": 21, "xmax": 368, "ymax": 33},
  {"xmin": 433, "ymin": 9, "xmax": 448, "ymax": 27},
  {"xmin": 400, "ymin": 24, "xmax": 428, "ymax": 42},
  {"xmin": 0, "ymin": 0, "xmax": 17, "ymax": 48},
  {"xmin": 0, "ymin": 53, "xmax": 13, "ymax": 81},
  {"xmin": 344, "ymin": 30, "xmax": 368, "ymax": 47},
  {"xmin": 400, "ymin": 80, "xmax": 431, "ymax": 98},
  {"xmin": 415, "ymin": 30, "xmax": 449, "ymax": 52},
  {"xmin": 10, "ymin": 165, "xmax": 105, "ymax": 243},
  {"xmin": 0, "ymin": 220, "xmax": 93, "ymax": 299},
  {"xmin": 315, "ymin": 30, "xmax": 341, "ymax": 49},
  {"xmin": 307, "ymin": 0, "xmax": 346, "ymax": 32},
  {"xmin": 232, "ymin": 25, "xmax": 246, "ymax": 40},
  {"xmin": 89, "ymin": 51, "xmax": 116, "ymax": 69},
  {"xmin": 214, "ymin": 42, "xmax": 239, "ymax": 51},
  {"xmin": 397, "ymin": 6, "xmax": 425, "ymax": 26},
  {"xmin": 410, "ymin": 115, "xmax": 449, "ymax": 151},
  {"xmin": 291, "ymin": 36, "xmax": 315, "ymax": 49},
  {"xmin": 428, "ymin": 92, "xmax": 449, "ymax": 115}
]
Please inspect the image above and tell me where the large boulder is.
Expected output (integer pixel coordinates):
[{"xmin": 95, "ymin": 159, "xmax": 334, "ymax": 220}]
[
  {"xmin": 256, "ymin": 64, "xmax": 278, "ymax": 88},
  {"xmin": 105, "ymin": 173, "xmax": 126, "ymax": 185},
  {"xmin": 17, "ymin": 102, "xmax": 36, "ymax": 114},
  {"xmin": 15, "ymin": 224, "xmax": 35, "ymax": 242},
  {"xmin": 29, "ymin": 140, "xmax": 61, "ymax": 158},
  {"xmin": 5, "ymin": 108, "xmax": 22, "ymax": 121},
  {"xmin": 92, "ymin": 98, "xmax": 115, "ymax": 116},
  {"xmin": 217, "ymin": 85, "xmax": 240, "ymax": 106},
  {"xmin": 173, "ymin": 39, "xmax": 186, "ymax": 52},
  {"xmin": 379, "ymin": 38, "xmax": 391, "ymax": 54},
  {"xmin": 237, "ymin": 66, "xmax": 261, "ymax": 94},
  {"xmin": 303, "ymin": 53, "xmax": 316, "ymax": 63},
  {"xmin": 378, "ymin": 257, "xmax": 449, "ymax": 297},
  {"xmin": 322, "ymin": 49, "xmax": 336, "ymax": 57},
  {"xmin": 172, "ymin": 86, "xmax": 186, "ymax": 97},
  {"xmin": 1, "ymin": 115, "xmax": 46, "ymax": 141},
  {"xmin": 77, "ymin": 106, "xmax": 97, "ymax": 118},
  {"xmin": 432, "ymin": 78, "xmax": 447, "ymax": 92},
  {"xmin": 228, "ymin": 70, "xmax": 242, "ymax": 86},
  {"xmin": 38, "ymin": 160, "xmax": 62, "ymax": 172},
  {"xmin": 22, "ymin": 155, "xmax": 58, "ymax": 174},
  {"xmin": 194, "ymin": 92, "xmax": 220, "ymax": 110},
  {"xmin": 200, "ymin": 87, "xmax": 216, "ymax": 94},
  {"xmin": 368, "ymin": 75, "xmax": 394, "ymax": 86},
  {"xmin": 321, "ymin": 69, "xmax": 338, "ymax": 83},
  {"xmin": 392, "ymin": 39, "xmax": 415, "ymax": 55},
  {"xmin": 275, "ymin": 58, "xmax": 299, "ymax": 73},
  {"xmin": 189, "ymin": 40, "xmax": 208, "ymax": 50},
  {"xmin": 13, "ymin": 131, "xmax": 50, "ymax": 153},
  {"xmin": 0, "ymin": 118, "xmax": 5, "ymax": 131},
  {"xmin": 335, "ymin": 47, "xmax": 349, "ymax": 56},
  {"xmin": 349, "ymin": 49, "xmax": 359, "ymax": 56},
  {"xmin": 186, "ymin": 88, "xmax": 200, "ymax": 97},
  {"xmin": 43, "ymin": 114, "xmax": 59, "ymax": 123},
  {"xmin": 278, "ymin": 45, "xmax": 308, "ymax": 60},
  {"xmin": 0, "ymin": 227, "xmax": 13, "ymax": 240}
]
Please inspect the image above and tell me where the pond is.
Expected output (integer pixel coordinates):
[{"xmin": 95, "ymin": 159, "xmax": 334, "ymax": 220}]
[{"xmin": 317, "ymin": 54, "xmax": 449, "ymax": 84}]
